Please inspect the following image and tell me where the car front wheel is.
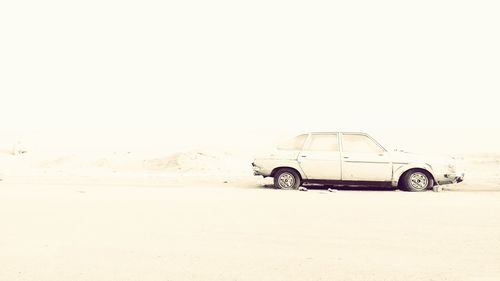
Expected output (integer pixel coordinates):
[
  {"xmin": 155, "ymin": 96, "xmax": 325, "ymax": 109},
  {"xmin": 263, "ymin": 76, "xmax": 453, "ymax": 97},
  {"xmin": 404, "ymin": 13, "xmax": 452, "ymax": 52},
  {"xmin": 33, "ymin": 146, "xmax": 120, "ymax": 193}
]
[
  {"xmin": 274, "ymin": 168, "xmax": 301, "ymax": 189},
  {"xmin": 402, "ymin": 170, "xmax": 434, "ymax": 192}
]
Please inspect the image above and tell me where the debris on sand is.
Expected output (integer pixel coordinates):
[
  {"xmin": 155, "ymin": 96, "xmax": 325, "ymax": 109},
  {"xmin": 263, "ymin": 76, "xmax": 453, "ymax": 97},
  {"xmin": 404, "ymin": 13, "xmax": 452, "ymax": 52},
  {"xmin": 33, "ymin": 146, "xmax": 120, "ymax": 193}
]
[
  {"xmin": 298, "ymin": 186, "xmax": 308, "ymax": 192},
  {"xmin": 328, "ymin": 188, "xmax": 337, "ymax": 192},
  {"xmin": 433, "ymin": 185, "xmax": 444, "ymax": 192},
  {"xmin": 12, "ymin": 141, "xmax": 28, "ymax": 155}
]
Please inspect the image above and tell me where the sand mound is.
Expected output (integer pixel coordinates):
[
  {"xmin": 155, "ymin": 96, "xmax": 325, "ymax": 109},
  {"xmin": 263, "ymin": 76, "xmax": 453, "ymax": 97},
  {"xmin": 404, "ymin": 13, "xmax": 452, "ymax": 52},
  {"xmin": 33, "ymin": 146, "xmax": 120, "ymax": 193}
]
[
  {"xmin": 144, "ymin": 149, "xmax": 249, "ymax": 175},
  {"xmin": 0, "ymin": 147, "xmax": 253, "ymax": 178}
]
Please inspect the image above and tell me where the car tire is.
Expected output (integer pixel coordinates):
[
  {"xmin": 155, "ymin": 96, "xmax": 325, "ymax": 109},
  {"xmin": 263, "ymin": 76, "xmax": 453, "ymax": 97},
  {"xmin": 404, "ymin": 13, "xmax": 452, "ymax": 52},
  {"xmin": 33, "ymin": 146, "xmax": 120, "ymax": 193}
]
[
  {"xmin": 402, "ymin": 170, "xmax": 434, "ymax": 192},
  {"xmin": 274, "ymin": 168, "xmax": 301, "ymax": 189}
]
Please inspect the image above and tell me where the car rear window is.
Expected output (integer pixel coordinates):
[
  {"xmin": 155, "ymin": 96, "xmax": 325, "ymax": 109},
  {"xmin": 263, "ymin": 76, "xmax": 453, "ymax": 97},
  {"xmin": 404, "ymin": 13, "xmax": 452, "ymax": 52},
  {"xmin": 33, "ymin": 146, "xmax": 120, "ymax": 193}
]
[
  {"xmin": 306, "ymin": 134, "xmax": 339, "ymax": 151},
  {"xmin": 277, "ymin": 134, "xmax": 308, "ymax": 150}
]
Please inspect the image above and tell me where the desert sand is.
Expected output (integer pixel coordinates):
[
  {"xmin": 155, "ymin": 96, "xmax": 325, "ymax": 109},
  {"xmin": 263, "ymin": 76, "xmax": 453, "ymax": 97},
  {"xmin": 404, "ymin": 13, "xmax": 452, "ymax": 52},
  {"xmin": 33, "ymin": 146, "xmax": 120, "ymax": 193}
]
[
  {"xmin": 3, "ymin": 0, "xmax": 500, "ymax": 278},
  {"xmin": 1, "ymin": 149, "xmax": 500, "ymax": 281}
]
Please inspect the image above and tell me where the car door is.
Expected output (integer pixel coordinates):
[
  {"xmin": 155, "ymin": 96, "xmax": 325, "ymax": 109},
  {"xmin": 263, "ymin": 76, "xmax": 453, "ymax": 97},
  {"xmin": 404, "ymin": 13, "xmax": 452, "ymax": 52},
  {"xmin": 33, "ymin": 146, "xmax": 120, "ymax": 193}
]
[
  {"xmin": 297, "ymin": 133, "xmax": 341, "ymax": 180},
  {"xmin": 340, "ymin": 133, "xmax": 392, "ymax": 182}
]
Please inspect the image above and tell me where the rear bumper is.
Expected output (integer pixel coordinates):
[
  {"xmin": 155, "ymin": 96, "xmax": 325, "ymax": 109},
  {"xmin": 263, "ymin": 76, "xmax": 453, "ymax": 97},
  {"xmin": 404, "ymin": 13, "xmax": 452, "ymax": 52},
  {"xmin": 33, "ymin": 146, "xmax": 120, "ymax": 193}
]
[{"xmin": 252, "ymin": 162, "xmax": 264, "ymax": 176}]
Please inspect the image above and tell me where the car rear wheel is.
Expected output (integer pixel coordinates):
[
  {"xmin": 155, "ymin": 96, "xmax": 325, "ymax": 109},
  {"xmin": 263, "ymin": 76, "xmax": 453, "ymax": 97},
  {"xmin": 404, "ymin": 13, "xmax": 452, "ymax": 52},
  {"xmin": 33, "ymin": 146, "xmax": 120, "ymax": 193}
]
[
  {"xmin": 402, "ymin": 170, "xmax": 434, "ymax": 192},
  {"xmin": 274, "ymin": 168, "xmax": 301, "ymax": 189}
]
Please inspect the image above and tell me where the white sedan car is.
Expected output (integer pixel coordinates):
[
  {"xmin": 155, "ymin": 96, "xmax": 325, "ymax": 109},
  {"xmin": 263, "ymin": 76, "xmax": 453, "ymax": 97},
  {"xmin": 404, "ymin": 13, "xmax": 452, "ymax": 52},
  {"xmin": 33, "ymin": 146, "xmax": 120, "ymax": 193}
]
[{"xmin": 252, "ymin": 132, "xmax": 464, "ymax": 191}]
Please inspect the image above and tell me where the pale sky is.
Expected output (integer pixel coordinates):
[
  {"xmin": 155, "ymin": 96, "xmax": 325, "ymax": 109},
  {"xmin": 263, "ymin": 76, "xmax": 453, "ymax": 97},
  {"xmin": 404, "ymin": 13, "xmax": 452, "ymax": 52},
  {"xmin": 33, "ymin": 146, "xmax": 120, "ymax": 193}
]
[{"xmin": 1, "ymin": 0, "xmax": 499, "ymax": 152}]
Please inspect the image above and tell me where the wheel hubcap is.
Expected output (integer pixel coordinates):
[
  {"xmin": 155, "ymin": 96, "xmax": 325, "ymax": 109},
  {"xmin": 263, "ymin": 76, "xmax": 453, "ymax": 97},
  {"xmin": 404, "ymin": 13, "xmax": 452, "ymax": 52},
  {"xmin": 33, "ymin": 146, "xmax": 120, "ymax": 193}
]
[
  {"xmin": 278, "ymin": 172, "xmax": 295, "ymax": 189},
  {"xmin": 409, "ymin": 172, "xmax": 429, "ymax": 190}
]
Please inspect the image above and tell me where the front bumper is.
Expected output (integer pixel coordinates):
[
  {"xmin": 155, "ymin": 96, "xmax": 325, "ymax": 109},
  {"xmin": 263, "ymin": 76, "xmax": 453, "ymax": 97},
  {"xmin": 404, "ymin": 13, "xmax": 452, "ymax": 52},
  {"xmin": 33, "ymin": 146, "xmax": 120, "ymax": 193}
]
[{"xmin": 437, "ymin": 172, "xmax": 465, "ymax": 185}]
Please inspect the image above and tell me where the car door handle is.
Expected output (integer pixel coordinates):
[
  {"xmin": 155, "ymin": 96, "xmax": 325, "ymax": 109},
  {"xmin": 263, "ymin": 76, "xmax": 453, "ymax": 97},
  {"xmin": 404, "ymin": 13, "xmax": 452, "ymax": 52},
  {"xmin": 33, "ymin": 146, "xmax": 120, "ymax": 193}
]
[
  {"xmin": 300, "ymin": 155, "xmax": 307, "ymax": 158},
  {"xmin": 343, "ymin": 156, "xmax": 349, "ymax": 159}
]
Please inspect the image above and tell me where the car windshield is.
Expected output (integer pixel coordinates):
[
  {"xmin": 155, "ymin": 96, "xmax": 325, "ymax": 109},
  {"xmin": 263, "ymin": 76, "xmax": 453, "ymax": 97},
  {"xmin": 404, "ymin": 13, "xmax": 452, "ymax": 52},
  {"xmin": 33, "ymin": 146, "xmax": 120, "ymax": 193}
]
[{"xmin": 276, "ymin": 134, "xmax": 308, "ymax": 150}]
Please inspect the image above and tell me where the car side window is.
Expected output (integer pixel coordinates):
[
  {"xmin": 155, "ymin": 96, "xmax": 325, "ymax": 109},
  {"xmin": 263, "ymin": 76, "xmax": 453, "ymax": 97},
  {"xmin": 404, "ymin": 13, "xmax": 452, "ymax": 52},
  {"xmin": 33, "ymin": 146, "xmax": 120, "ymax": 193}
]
[
  {"xmin": 342, "ymin": 134, "xmax": 384, "ymax": 153},
  {"xmin": 306, "ymin": 134, "xmax": 339, "ymax": 151},
  {"xmin": 277, "ymin": 134, "xmax": 308, "ymax": 150}
]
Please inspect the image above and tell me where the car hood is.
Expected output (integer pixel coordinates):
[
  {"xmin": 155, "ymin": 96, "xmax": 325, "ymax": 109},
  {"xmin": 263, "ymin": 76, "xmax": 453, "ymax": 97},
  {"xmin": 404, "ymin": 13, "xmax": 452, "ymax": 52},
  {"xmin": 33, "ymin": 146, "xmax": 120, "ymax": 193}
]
[{"xmin": 390, "ymin": 150, "xmax": 455, "ymax": 166}]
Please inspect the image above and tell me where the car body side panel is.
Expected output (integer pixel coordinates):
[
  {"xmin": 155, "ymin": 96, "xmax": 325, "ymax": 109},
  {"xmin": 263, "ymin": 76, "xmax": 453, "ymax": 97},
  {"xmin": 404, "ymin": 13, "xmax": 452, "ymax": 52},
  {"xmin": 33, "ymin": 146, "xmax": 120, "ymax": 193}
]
[
  {"xmin": 341, "ymin": 152, "xmax": 393, "ymax": 181},
  {"xmin": 297, "ymin": 150, "xmax": 342, "ymax": 180},
  {"xmin": 339, "ymin": 132, "xmax": 393, "ymax": 182},
  {"xmin": 253, "ymin": 159, "xmax": 307, "ymax": 179}
]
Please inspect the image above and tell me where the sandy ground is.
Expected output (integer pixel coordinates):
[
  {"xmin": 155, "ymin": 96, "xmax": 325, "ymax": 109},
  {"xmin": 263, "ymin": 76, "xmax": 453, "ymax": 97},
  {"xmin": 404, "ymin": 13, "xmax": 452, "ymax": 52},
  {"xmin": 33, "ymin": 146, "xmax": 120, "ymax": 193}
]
[{"xmin": 1, "ymin": 150, "xmax": 500, "ymax": 281}]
